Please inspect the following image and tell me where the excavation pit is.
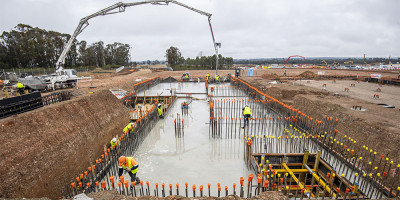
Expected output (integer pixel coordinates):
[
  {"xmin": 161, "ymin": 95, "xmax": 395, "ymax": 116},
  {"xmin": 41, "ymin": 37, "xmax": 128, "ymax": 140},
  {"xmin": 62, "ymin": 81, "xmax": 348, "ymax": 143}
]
[{"xmin": 60, "ymin": 77, "xmax": 397, "ymax": 199}]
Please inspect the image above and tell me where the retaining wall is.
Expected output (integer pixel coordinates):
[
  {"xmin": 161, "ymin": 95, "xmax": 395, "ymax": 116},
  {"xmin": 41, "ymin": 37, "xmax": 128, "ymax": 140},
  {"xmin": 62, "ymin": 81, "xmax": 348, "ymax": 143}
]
[{"xmin": 0, "ymin": 90, "xmax": 130, "ymax": 198}]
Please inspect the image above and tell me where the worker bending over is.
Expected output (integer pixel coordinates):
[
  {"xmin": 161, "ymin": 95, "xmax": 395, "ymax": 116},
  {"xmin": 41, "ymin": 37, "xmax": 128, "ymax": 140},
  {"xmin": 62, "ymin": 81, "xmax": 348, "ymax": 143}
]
[
  {"xmin": 119, "ymin": 156, "xmax": 140, "ymax": 184},
  {"xmin": 242, "ymin": 105, "xmax": 251, "ymax": 128},
  {"xmin": 123, "ymin": 122, "xmax": 134, "ymax": 134}
]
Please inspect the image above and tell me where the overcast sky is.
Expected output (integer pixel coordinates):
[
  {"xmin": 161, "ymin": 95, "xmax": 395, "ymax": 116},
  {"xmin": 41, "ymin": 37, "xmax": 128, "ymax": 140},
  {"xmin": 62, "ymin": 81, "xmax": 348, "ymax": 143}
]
[{"xmin": 1, "ymin": 0, "xmax": 399, "ymax": 61}]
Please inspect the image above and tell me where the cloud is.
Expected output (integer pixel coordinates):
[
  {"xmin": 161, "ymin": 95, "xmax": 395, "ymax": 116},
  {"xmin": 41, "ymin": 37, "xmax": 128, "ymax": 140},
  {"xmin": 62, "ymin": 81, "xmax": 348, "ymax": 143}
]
[{"xmin": 1, "ymin": 0, "xmax": 399, "ymax": 60}]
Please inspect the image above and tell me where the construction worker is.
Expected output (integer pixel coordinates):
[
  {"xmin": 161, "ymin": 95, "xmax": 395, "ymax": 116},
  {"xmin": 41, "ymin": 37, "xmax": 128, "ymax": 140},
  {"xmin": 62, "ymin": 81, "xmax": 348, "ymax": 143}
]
[
  {"xmin": 118, "ymin": 156, "xmax": 140, "ymax": 184},
  {"xmin": 206, "ymin": 73, "xmax": 210, "ymax": 81},
  {"xmin": 185, "ymin": 73, "xmax": 189, "ymax": 80},
  {"xmin": 242, "ymin": 105, "xmax": 251, "ymax": 128},
  {"xmin": 110, "ymin": 138, "xmax": 120, "ymax": 147},
  {"xmin": 158, "ymin": 103, "xmax": 164, "ymax": 119},
  {"xmin": 181, "ymin": 101, "xmax": 189, "ymax": 109},
  {"xmin": 123, "ymin": 122, "xmax": 133, "ymax": 134},
  {"xmin": 215, "ymin": 74, "xmax": 220, "ymax": 82},
  {"xmin": 17, "ymin": 81, "xmax": 24, "ymax": 94},
  {"xmin": 283, "ymin": 69, "xmax": 287, "ymax": 76}
]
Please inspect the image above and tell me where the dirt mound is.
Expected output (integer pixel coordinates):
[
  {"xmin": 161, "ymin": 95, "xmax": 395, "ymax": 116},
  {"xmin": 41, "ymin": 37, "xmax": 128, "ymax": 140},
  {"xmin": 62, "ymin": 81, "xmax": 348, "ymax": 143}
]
[
  {"xmin": 111, "ymin": 68, "xmax": 138, "ymax": 77},
  {"xmin": 261, "ymin": 73, "xmax": 280, "ymax": 80},
  {"xmin": 297, "ymin": 71, "xmax": 316, "ymax": 79},
  {"xmin": 0, "ymin": 90, "xmax": 130, "ymax": 199},
  {"xmin": 162, "ymin": 76, "xmax": 178, "ymax": 82}
]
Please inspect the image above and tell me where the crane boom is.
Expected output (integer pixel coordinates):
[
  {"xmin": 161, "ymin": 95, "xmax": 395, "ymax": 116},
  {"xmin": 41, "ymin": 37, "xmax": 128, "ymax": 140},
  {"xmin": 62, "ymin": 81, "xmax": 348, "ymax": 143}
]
[{"xmin": 56, "ymin": 0, "xmax": 218, "ymax": 74}]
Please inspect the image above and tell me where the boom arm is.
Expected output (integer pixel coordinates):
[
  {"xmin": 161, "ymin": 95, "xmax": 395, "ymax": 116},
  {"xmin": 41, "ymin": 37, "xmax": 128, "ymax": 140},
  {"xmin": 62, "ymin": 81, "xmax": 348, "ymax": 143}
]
[{"xmin": 56, "ymin": 0, "xmax": 218, "ymax": 74}]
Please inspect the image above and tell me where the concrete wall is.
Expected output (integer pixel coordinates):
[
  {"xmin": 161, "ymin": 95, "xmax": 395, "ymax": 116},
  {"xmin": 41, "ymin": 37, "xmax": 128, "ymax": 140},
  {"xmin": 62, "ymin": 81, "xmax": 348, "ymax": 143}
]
[{"xmin": 0, "ymin": 90, "xmax": 130, "ymax": 198}]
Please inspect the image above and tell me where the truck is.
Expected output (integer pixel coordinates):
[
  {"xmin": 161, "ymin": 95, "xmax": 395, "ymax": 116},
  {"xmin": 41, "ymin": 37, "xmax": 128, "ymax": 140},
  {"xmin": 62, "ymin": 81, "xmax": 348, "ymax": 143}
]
[{"xmin": 16, "ymin": 68, "xmax": 87, "ymax": 92}]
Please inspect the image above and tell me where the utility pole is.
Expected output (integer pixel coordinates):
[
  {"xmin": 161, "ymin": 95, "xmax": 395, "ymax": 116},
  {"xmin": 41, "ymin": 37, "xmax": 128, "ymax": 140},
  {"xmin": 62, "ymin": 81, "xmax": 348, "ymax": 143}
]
[{"xmin": 363, "ymin": 54, "xmax": 366, "ymax": 66}]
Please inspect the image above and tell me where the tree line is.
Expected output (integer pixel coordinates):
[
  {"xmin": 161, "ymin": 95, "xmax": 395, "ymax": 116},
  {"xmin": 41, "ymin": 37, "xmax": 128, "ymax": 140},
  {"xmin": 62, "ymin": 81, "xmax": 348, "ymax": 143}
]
[
  {"xmin": 165, "ymin": 46, "xmax": 233, "ymax": 70},
  {"xmin": 0, "ymin": 24, "xmax": 131, "ymax": 69},
  {"xmin": 234, "ymin": 57, "xmax": 400, "ymax": 65}
]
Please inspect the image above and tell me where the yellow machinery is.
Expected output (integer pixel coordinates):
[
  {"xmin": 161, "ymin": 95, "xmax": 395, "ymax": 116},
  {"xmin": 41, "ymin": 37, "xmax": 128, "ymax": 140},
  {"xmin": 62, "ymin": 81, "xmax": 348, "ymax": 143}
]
[{"xmin": 344, "ymin": 61, "xmax": 354, "ymax": 65}]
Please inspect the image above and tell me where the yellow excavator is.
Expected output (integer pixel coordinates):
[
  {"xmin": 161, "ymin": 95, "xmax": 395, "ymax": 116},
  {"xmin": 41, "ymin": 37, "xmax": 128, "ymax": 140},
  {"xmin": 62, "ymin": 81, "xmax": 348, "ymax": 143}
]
[
  {"xmin": 312, "ymin": 60, "xmax": 327, "ymax": 69},
  {"xmin": 344, "ymin": 61, "xmax": 353, "ymax": 65}
]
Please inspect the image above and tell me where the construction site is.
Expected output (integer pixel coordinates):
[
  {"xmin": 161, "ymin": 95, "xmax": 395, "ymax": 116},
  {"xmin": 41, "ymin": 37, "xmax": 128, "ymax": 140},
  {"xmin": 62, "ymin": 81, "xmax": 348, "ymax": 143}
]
[
  {"xmin": 1, "ymin": 67, "xmax": 400, "ymax": 200},
  {"xmin": 1, "ymin": 1, "xmax": 400, "ymax": 200}
]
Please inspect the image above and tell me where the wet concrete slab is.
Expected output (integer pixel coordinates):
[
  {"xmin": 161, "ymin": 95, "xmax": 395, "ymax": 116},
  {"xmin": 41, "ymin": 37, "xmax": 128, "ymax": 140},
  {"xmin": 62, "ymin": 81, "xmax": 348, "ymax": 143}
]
[{"xmin": 127, "ymin": 83, "xmax": 252, "ymax": 193}]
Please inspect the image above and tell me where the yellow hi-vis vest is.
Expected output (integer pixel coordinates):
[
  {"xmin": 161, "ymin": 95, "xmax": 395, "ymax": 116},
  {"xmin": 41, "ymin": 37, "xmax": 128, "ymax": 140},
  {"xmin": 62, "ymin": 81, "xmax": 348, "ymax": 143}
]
[
  {"xmin": 123, "ymin": 122, "xmax": 133, "ymax": 133},
  {"xmin": 243, "ymin": 107, "xmax": 251, "ymax": 115},
  {"xmin": 17, "ymin": 82, "xmax": 24, "ymax": 88},
  {"xmin": 158, "ymin": 107, "xmax": 162, "ymax": 116},
  {"xmin": 110, "ymin": 139, "xmax": 120, "ymax": 146},
  {"xmin": 121, "ymin": 157, "xmax": 138, "ymax": 174},
  {"xmin": 216, "ymin": 75, "xmax": 220, "ymax": 81}
]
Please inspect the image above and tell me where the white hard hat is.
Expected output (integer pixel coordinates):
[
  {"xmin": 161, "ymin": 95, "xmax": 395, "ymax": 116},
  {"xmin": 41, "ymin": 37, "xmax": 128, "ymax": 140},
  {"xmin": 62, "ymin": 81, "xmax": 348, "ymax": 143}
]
[
  {"xmin": 158, "ymin": 103, "xmax": 161, "ymax": 107},
  {"xmin": 112, "ymin": 138, "xmax": 117, "ymax": 143}
]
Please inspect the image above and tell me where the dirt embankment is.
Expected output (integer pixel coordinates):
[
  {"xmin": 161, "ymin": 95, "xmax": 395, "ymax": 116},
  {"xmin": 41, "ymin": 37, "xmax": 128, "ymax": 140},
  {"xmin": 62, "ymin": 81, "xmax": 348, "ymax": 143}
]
[
  {"xmin": 0, "ymin": 90, "xmax": 130, "ymax": 199},
  {"xmin": 241, "ymin": 77, "xmax": 400, "ymax": 163}
]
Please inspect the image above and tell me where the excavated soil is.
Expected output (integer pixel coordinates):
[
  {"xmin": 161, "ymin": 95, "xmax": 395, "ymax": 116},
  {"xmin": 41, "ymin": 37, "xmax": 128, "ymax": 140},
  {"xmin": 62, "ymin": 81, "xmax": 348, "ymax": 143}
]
[
  {"xmin": 0, "ymin": 90, "xmax": 130, "ymax": 199},
  {"xmin": 261, "ymin": 73, "xmax": 280, "ymax": 80},
  {"xmin": 297, "ymin": 71, "xmax": 316, "ymax": 79}
]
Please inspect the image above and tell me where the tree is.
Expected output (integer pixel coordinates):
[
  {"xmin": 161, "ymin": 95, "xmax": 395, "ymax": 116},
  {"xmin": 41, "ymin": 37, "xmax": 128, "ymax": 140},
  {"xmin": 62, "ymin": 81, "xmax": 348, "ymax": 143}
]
[
  {"xmin": 0, "ymin": 23, "xmax": 132, "ymax": 69},
  {"xmin": 165, "ymin": 46, "xmax": 182, "ymax": 67}
]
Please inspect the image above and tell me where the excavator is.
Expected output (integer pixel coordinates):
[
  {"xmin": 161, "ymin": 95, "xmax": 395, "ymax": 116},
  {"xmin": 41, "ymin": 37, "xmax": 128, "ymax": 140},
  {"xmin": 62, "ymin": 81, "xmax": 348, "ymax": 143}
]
[
  {"xmin": 344, "ymin": 61, "xmax": 354, "ymax": 65},
  {"xmin": 311, "ymin": 60, "xmax": 327, "ymax": 69}
]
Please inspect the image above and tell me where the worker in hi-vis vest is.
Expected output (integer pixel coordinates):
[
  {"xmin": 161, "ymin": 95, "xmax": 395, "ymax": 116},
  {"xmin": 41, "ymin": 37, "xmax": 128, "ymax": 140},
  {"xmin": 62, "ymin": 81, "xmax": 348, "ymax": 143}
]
[
  {"xmin": 123, "ymin": 122, "xmax": 133, "ymax": 134},
  {"xmin": 206, "ymin": 73, "xmax": 210, "ymax": 81},
  {"xmin": 118, "ymin": 156, "xmax": 140, "ymax": 183},
  {"xmin": 158, "ymin": 103, "xmax": 164, "ymax": 119},
  {"xmin": 242, "ymin": 105, "xmax": 251, "ymax": 128},
  {"xmin": 17, "ymin": 81, "xmax": 24, "ymax": 94},
  {"xmin": 110, "ymin": 138, "xmax": 120, "ymax": 147},
  {"xmin": 215, "ymin": 74, "xmax": 220, "ymax": 82}
]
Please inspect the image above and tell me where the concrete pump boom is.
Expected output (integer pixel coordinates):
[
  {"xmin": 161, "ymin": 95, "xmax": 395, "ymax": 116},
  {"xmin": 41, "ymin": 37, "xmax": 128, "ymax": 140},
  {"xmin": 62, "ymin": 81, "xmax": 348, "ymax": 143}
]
[{"xmin": 56, "ymin": 0, "xmax": 220, "ymax": 75}]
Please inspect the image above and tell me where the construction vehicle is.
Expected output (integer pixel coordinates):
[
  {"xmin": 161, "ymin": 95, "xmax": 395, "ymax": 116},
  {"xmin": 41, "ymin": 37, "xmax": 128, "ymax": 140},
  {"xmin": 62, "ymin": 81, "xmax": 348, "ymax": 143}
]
[
  {"xmin": 344, "ymin": 61, "xmax": 354, "ymax": 65},
  {"xmin": 314, "ymin": 60, "xmax": 327, "ymax": 69},
  {"xmin": 16, "ymin": 69, "xmax": 81, "ymax": 92}
]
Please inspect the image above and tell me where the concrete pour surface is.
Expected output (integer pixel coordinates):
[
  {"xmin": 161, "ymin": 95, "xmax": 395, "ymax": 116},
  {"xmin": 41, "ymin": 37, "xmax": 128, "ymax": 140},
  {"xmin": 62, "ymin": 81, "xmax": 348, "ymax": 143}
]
[{"xmin": 124, "ymin": 83, "xmax": 252, "ymax": 194}]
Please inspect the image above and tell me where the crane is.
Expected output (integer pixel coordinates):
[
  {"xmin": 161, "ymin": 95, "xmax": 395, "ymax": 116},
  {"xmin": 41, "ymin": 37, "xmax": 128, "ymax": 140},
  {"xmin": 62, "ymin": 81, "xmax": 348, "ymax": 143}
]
[{"xmin": 55, "ymin": 1, "xmax": 220, "ymax": 77}]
